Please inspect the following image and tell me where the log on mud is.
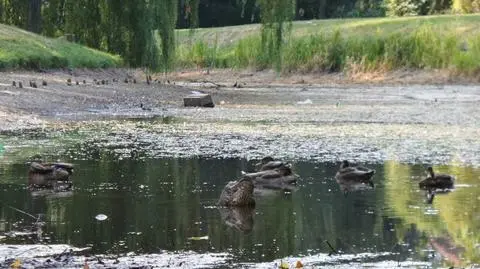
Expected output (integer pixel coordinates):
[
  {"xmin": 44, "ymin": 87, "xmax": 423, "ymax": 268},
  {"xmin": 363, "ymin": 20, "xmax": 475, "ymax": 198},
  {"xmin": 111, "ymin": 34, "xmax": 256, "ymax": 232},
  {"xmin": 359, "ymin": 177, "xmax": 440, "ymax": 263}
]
[{"xmin": 183, "ymin": 93, "xmax": 215, "ymax": 108}]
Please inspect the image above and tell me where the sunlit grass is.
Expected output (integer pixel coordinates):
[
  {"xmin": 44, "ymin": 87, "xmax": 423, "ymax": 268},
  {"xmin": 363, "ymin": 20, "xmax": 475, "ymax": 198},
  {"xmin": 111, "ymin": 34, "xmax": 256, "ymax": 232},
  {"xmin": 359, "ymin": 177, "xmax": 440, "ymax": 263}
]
[
  {"xmin": 177, "ymin": 14, "xmax": 480, "ymax": 75},
  {"xmin": 0, "ymin": 23, "xmax": 122, "ymax": 70}
]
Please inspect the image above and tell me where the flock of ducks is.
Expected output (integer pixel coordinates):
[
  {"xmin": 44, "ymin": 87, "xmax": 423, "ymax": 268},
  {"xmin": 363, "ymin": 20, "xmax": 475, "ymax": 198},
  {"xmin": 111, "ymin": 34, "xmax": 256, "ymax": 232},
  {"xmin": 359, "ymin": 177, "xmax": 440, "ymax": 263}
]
[
  {"xmin": 10, "ymin": 74, "xmax": 171, "ymax": 90},
  {"xmin": 26, "ymin": 156, "xmax": 455, "ymax": 205},
  {"xmin": 217, "ymin": 157, "xmax": 456, "ymax": 207}
]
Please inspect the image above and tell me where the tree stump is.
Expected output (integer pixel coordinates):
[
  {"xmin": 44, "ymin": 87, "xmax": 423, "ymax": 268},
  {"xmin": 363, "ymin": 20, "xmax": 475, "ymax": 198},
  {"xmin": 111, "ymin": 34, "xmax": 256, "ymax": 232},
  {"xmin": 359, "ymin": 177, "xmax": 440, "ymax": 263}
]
[{"xmin": 183, "ymin": 93, "xmax": 215, "ymax": 108}]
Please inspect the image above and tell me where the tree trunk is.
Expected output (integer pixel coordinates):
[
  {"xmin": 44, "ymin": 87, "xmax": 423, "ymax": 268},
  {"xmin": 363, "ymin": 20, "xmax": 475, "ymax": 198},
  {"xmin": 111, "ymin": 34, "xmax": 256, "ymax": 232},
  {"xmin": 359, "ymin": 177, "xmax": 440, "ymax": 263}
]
[
  {"xmin": 317, "ymin": 0, "xmax": 327, "ymax": 18},
  {"xmin": 0, "ymin": 1, "xmax": 3, "ymax": 23},
  {"xmin": 28, "ymin": 0, "xmax": 42, "ymax": 33}
]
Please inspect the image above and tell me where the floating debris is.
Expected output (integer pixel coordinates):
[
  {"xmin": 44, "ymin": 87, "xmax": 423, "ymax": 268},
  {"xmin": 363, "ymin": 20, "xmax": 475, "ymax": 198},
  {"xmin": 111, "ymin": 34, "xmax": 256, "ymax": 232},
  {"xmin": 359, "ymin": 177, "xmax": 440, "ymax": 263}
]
[
  {"xmin": 95, "ymin": 214, "xmax": 108, "ymax": 221},
  {"xmin": 297, "ymin": 99, "xmax": 313, "ymax": 105},
  {"xmin": 188, "ymin": 235, "xmax": 209, "ymax": 241}
]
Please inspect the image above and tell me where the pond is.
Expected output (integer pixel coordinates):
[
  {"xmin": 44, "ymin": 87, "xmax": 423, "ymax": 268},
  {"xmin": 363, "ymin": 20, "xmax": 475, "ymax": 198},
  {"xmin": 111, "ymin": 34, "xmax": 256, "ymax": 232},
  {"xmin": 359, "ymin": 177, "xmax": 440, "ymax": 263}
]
[{"xmin": 0, "ymin": 145, "xmax": 479, "ymax": 268}]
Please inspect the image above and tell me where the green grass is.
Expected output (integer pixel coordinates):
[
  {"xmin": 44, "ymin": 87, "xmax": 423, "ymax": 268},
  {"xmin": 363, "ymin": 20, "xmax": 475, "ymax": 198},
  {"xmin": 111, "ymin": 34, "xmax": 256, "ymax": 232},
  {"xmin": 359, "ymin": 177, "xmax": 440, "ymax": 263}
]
[
  {"xmin": 0, "ymin": 23, "xmax": 122, "ymax": 70},
  {"xmin": 176, "ymin": 14, "xmax": 480, "ymax": 75}
]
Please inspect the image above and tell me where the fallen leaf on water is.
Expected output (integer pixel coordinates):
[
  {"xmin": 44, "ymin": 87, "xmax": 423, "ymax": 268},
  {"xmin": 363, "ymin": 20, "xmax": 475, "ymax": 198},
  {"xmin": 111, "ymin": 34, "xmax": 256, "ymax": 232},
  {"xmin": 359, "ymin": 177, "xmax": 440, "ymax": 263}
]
[
  {"xmin": 187, "ymin": 235, "xmax": 209, "ymax": 240},
  {"xmin": 296, "ymin": 260, "xmax": 304, "ymax": 268},
  {"xmin": 279, "ymin": 260, "xmax": 289, "ymax": 269},
  {"xmin": 10, "ymin": 259, "xmax": 21, "ymax": 268}
]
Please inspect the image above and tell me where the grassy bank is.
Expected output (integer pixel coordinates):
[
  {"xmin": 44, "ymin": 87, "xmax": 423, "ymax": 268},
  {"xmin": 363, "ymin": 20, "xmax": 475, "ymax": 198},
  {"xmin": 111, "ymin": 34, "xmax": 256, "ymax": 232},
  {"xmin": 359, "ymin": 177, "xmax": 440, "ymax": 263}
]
[
  {"xmin": 0, "ymin": 23, "xmax": 122, "ymax": 70},
  {"xmin": 176, "ymin": 14, "xmax": 480, "ymax": 76}
]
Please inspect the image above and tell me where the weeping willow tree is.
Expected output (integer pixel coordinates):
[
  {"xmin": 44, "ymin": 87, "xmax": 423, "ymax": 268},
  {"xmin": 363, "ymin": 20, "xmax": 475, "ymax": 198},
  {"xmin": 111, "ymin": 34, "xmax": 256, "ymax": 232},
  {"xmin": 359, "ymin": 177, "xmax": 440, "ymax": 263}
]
[
  {"xmin": 184, "ymin": 0, "xmax": 199, "ymax": 30},
  {"xmin": 257, "ymin": 0, "xmax": 295, "ymax": 71},
  {"xmin": 156, "ymin": 0, "xmax": 178, "ymax": 72}
]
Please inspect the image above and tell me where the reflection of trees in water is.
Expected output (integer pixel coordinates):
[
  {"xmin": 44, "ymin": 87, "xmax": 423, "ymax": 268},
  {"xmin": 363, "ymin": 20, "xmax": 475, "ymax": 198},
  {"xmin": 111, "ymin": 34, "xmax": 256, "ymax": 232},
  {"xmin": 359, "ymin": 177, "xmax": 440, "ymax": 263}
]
[{"xmin": 384, "ymin": 160, "xmax": 480, "ymax": 265}]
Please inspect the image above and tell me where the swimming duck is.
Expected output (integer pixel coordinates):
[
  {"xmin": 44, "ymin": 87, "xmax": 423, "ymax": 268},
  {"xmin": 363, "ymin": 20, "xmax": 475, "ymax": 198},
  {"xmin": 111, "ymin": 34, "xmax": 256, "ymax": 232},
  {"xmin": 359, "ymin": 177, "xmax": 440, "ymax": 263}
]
[
  {"xmin": 335, "ymin": 160, "xmax": 375, "ymax": 187},
  {"xmin": 419, "ymin": 166, "xmax": 454, "ymax": 190},
  {"xmin": 218, "ymin": 177, "xmax": 255, "ymax": 207},
  {"xmin": 255, "ymin": 156, "xmax": 289, "ymax": 171},
  {"xmin": 28, "ymin": 162, "xmax": 74, "ymax": 189},
  {"xmin": 243, "ymin": 166, "xmax": 298, "ymax": 191}
]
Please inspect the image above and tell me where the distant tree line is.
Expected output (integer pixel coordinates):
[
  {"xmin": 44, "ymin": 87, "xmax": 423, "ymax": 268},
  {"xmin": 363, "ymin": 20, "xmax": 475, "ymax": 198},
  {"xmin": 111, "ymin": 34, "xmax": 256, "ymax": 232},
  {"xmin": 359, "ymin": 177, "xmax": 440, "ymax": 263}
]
[{"xmin": 0, "ymin": 0, "xmax": 477, "ymax": 69}]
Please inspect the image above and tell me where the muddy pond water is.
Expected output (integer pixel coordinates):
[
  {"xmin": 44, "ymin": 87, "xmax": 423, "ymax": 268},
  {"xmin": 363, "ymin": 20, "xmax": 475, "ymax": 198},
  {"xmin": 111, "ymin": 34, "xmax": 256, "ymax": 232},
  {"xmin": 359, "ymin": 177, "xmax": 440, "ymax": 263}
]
[{"xmin": 0, "ymin": 150, "xmax": 479, "ymax": 268}]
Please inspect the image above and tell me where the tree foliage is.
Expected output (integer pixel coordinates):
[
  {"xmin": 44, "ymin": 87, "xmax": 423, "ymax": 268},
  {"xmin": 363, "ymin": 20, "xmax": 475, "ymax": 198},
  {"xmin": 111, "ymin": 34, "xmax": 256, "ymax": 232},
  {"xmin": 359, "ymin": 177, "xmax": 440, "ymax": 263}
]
[
  {"xmin": 0, "ymin": 0, "xmax": 458, "ymax": 70},
  {"xmin": 453, "ymin": 0, "xmax": 480, "ymax": 12},
  {"xmin": 258, "ymin": 0, "xmax": 296, "ymax": 70},
  {"xmin": 385, "ymin": 0, "xmax": 430, "ymax": 16},
  {"xmin": 385, "ymin": 0, "xmax": 455, "ymax": 15}
]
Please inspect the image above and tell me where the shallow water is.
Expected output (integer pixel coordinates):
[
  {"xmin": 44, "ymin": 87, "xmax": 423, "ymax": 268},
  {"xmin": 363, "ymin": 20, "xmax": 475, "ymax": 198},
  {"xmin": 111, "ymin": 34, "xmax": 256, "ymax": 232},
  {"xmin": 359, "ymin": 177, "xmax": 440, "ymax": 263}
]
[{"xmin": 0, "ymin": 151, "xmax": 479, "ymax": 268}]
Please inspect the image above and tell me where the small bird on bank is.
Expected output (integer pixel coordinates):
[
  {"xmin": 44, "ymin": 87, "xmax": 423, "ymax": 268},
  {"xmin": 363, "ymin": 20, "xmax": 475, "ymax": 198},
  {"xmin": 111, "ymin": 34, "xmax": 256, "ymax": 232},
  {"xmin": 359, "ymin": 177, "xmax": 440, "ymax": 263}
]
[{"xmin": 140, "ymin": 103, "xmax": 152, "ymax": 111}]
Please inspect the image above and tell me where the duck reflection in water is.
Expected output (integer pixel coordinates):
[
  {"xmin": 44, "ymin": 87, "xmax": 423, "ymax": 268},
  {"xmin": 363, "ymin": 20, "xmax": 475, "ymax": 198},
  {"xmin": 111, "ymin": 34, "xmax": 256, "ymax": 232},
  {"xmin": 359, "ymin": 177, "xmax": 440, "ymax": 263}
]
[
  {"xmin": 218, "ymin": 206, "xmax": 255, "ymax": 233},
  {"xmin": 335, "ymin": 160, "xmax": 375, "ymax": 195}
]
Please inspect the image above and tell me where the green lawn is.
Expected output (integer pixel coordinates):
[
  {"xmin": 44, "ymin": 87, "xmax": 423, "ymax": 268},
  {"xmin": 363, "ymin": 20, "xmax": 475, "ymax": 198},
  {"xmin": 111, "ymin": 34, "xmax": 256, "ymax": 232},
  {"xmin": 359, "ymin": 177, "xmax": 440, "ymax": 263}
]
[
  {"xmin": 178, "ymin": 14, "xmax": 480, "ymax": 46},
  {"xmin": 0, "ymin": 23, "xmax": 122, "ymax": 69}
]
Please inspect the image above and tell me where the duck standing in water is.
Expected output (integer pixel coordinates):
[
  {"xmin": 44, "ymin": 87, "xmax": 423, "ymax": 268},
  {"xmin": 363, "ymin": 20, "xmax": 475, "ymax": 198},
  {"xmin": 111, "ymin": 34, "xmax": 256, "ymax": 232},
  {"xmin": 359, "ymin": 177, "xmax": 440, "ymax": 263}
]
[
  {"xmin": 218, "ymin": 177, "xmax": 255, "ymax": 207},
  {"xmin": 28, "ymin": 162, "xmax": 74, "ymax": 191},
  {"xmin": 335, "ymin": 160, "xmax": 375, "ymax": 188},
  {"xmin": 419, "ymin": 166, "xmax": 454, "ymax": 190}
]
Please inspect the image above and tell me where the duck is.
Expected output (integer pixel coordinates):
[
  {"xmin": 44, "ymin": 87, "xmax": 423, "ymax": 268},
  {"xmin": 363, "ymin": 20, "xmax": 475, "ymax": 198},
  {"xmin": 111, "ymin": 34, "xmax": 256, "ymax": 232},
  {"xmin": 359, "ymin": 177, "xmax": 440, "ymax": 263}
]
[
  {"xmin": 243, "ymin": 165, "xmax": 298, "ymax": 191},
  {"xmin": 419, "ymin": 166, "xmax": 454, "ymax": 190},
  {"xmin": 218, "ymin": 177, "xmax": 255, "ymax": 207},
  {"xmin": 255, "ymin": 156, "xmax": 289, "ymax": 171},
  {"xmin": 335, "ymin": 160, "xmax": 375, "ymax": 188},
  {"xmin": 28, "ymin": 161, "xmax": 74, "ymax": 190}
]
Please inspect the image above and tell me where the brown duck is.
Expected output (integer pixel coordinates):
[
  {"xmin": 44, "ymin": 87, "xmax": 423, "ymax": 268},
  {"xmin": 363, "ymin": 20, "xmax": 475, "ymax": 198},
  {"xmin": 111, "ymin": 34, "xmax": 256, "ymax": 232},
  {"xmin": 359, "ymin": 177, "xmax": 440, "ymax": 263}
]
[
  {"xmin": 243, "ymin": 165, "xmax": 298, "ymax": 191},
  {"xmin": 419, "ymin": 166, "xmax": 454, "ymax": 190},
  {"xmin": 28, "ymin": 162, "xmax": 74, "ymax": 190},
  {"xmin": 218, "ymin": 177, "xmax": 255, "ymax": 207},
  {"xmin": 335, "ymin": 160, "xmax": 375, "ymax": 187},
  {"xmin": 255, "ymin": 156, "xmax": 289, "ymax": 171}
]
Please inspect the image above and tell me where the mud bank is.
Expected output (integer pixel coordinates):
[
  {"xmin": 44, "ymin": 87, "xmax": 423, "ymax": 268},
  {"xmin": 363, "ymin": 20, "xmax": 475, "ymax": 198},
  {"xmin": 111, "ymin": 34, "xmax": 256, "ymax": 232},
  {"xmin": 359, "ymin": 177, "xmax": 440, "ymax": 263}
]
[
  {"xmin": 1, "ymin": 69, "xmax": 479, "ymax": 165},
  {"xmin": 0, "ymin": 68, "xmax": 478, "ymax": 132}
]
